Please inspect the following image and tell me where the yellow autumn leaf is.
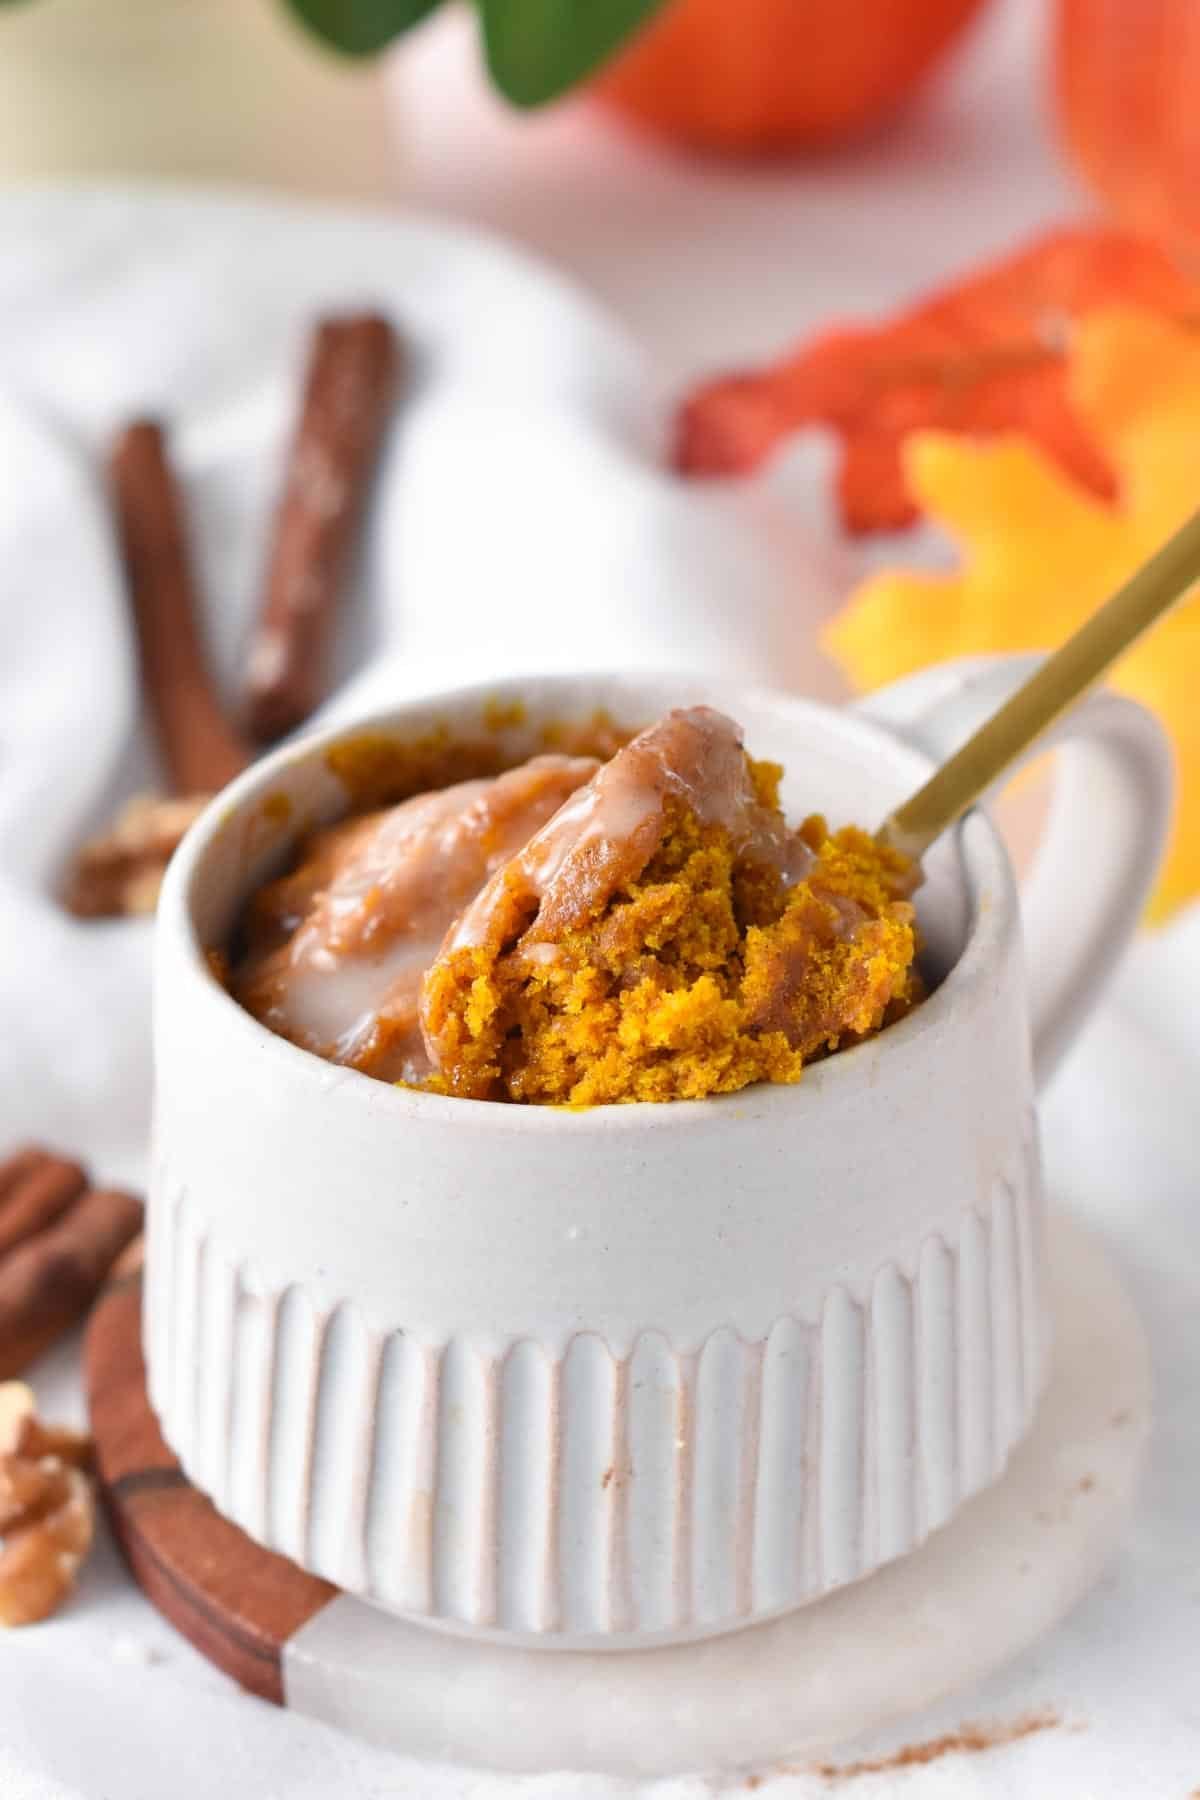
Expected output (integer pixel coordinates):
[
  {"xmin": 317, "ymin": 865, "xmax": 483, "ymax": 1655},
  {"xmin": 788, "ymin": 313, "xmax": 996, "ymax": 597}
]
[{"xmin": 826, "ymin": 306, "xmax": 1200, "ymax": 919}]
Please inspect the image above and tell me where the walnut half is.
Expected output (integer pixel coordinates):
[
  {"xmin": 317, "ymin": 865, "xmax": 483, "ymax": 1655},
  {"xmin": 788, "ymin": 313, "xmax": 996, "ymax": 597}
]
[
  {"xmin": 63, "ymin": 793, "xmax": 210, "ymax": 919},
  {"xmin": 0, "ymin": 1382, "xmax": 95, "ymax": 1626}
]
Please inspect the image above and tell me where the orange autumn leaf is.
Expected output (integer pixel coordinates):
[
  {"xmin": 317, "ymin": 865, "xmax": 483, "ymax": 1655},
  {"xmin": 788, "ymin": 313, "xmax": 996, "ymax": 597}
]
[
  {"xmin": 826, "ymin": 306, "xmax": 1200, "ymax": 919},
  {"xmin": 675, "ymin": 227, "xmax": 1200, "ymax": 534}
]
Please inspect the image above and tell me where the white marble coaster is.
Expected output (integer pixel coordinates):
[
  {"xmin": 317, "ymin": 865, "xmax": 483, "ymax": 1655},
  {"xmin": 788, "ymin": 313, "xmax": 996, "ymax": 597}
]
[{"xmin": 284, "ymin": 1210, "xmax": 1147, "ymax": 1780}]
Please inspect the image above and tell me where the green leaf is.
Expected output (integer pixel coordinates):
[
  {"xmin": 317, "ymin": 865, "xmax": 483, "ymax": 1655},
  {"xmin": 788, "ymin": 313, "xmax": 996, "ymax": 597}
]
[
  {"xmin": 478, "ymin": 0, "xmax": 667, "ymax": 106},
  {"xmin": 282, "ymin": 0, "xmax": 445, "ymax": 58}
]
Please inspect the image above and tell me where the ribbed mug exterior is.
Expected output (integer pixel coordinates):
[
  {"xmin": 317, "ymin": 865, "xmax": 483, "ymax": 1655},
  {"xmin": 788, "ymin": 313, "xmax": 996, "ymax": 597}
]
[
  {"xmin": 144, "ymin": 1139, "xmax": 1046, "ymax": 1641},
  {"xmin": 147, "ymin": 673, "xmax": 1051, "ymax": 1647}
]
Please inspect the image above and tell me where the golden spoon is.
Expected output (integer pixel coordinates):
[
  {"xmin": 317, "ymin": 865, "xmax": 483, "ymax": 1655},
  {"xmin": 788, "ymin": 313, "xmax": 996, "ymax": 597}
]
[{"xmin": 877, "ymin": 506, "xmax": 1200, "ymax": 859}]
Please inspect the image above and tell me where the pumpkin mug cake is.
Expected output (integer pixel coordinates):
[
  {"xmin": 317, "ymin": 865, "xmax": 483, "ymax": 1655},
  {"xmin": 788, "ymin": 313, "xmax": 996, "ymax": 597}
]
[
  {"xmin": 233, "ymin": 707, "xmax": 922, "ymax": 1104},
  {"xmin": 145, "ymin": 669, "xmax": 1168, "ymax": 1644}
]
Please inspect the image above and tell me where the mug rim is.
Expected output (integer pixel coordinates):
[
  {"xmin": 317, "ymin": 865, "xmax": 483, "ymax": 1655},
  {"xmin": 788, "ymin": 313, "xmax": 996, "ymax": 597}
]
[{"xmin": 159, "ymin": 670, "xmax": 1019, "ymax": 1135}]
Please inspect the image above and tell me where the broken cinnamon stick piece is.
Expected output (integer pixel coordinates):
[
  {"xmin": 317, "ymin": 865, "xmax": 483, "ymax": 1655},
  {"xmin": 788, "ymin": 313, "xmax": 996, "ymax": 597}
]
[
  {"xmin": 244, "ymin": 313, "xmax": 402, "ymax": 744},
  {"xmin": 0, "ymin": 1151, "xmax": 87, "ymax": 1262},
  {"xmin": 109, "ymin": 420, "xmax": 252, "ymax": 794},
  {"xmin": 0, "ymin": 1186, "xmax": 143, "ymax": 1381}
]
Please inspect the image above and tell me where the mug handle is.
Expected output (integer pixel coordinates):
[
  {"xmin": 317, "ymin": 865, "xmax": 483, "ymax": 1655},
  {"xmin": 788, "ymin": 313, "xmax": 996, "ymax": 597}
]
[{"xmin": 854, "ymin": 654, "xmax": 1174, "ymax": 1090}]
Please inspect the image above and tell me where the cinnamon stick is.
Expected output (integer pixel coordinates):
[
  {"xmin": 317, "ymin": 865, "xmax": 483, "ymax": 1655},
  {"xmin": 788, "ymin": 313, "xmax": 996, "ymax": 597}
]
[
  {"xmin": 0, "ymin": 1185, "xmax": 143, "ymax": 1381},
  {"xmin": 109, "ymin": 420, "xmax": 251, "ymax": 794},
  {"xmin": 0, "ymin": 1152, "xmax": 87, "ymax": 1262},
  {"xmin": 244, "ymin": 313, "xmax": 401, "ymax": 743}
]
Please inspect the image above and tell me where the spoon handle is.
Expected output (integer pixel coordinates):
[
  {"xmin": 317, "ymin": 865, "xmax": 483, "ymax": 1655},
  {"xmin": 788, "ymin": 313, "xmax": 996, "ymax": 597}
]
[{"xmin": 878, "ymin": 506, "xmax": 1200, "ymax": 860}]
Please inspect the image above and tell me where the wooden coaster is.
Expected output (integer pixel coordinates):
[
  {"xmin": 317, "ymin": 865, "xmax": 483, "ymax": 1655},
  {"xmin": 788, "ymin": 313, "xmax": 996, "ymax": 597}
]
[
  {"xmin": 86, "ymin": 1215, "xmax": 1149, "ymax": 1779},
  {"xmin": 84, "ymin": 1272, "xmax": 336, "ymax": 1704}
]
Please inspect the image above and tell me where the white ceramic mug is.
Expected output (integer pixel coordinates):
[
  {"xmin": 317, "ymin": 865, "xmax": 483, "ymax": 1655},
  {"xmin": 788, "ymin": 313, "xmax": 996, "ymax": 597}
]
[{"xmin": 146, "ymin": 659, "xmax": 1170, "ymax": 1646}]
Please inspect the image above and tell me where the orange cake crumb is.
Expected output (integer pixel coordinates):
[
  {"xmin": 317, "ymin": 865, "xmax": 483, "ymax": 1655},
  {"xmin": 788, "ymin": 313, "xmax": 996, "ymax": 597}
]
[
  {"xmin": 235, "ymin": 706, "xmax": 921, "ymax": 1106},
  {"xmin": 421, "ymin": 802, "xmax": 918, "ymax": 1105}
]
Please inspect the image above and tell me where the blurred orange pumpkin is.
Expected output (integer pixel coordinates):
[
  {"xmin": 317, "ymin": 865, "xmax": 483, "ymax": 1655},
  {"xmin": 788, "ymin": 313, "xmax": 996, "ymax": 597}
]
[
  {"xmin": 592, "ymin": 0, "xmax": 991, "ymax": 153},
  {"xmin": 1054, "ymin": 0, "xmax": 1200, "ymax": 251}
]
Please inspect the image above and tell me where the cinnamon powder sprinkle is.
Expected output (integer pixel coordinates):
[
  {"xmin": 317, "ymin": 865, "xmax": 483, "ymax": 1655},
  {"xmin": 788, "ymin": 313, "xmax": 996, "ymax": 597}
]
[{"xmin": 809, "ymin": 1708, "xmax": 1062, "ymax": 1782}]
